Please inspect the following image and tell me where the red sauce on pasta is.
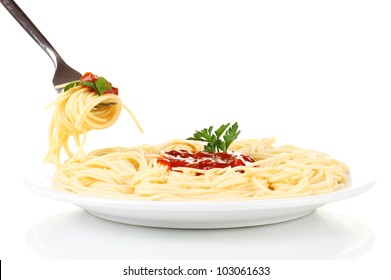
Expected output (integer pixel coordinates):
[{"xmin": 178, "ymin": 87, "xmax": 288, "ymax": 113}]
[{"xmin": 158, "ymin": 150, "xmax": 255, "ymax": 171}]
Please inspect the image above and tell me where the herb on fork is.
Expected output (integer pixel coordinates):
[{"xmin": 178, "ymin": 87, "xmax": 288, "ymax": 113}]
[{"xmin": 64, "ymin": 72, "xmax": 118, "ymax": 96}]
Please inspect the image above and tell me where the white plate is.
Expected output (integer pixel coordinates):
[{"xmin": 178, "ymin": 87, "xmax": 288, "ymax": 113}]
[{"xmin": 25, "ymin": 167, "xmax": 375, "ymax": 229}]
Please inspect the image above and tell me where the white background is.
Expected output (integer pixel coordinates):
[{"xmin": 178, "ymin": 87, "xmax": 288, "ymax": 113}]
[{"xmin": 0, "ymin": 0, "xmax": 390, "ymax": 279}]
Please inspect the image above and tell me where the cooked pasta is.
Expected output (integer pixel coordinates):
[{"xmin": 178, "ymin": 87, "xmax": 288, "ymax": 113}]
[
  {"xmin": 52, "ymin": 138, "xmax": 349, "ymax": 200},
  {"xmin": 46, "ymin": 73, "xmax": 349, "ymax": 201}
]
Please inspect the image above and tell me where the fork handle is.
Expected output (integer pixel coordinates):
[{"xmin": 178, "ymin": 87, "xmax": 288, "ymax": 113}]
[{"xmin": 1, "ymin": 0, "xmax": 62, "ymax": 67}]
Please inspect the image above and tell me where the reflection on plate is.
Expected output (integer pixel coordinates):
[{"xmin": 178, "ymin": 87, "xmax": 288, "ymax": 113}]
[
  {"xmin": 25, "ymin": 167, "xmax": 375, "ymax": 229},
  {"xmin": 26, "ymin": 209, "xmax": 374, "ymax": 260}
]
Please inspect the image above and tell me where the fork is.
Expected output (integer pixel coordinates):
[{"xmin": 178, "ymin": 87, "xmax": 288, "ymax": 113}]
[{"xmin": 1, "ymin": 0, "xmax": 81, "ymax": 92}]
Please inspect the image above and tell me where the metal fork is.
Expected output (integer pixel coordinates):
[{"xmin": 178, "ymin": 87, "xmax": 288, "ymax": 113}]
[{"xmin": 1, "ymin": 0, "xmax": 81, "ymax": 92}]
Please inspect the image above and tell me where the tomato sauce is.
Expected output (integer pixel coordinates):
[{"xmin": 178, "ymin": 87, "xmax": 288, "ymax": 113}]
[{"xmin": 158, "ymin": 149, "xmax": 255, "ymax": 171}]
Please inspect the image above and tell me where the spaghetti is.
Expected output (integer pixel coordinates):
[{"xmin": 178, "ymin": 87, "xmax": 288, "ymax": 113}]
[
  {"xmin": 46, "ymin": 73, "xmax": 349, "ymax": 201},
  {"xmin": 52, "ymin": 139, "xmax": 349, "ymax": 200}
]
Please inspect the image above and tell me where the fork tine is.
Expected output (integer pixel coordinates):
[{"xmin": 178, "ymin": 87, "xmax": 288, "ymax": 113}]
[{"xmin": 53, "ymin": 58, "xmax": 82, "ymax": 93}]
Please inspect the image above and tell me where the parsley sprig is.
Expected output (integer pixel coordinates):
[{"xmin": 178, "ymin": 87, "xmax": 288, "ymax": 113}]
[
  {"xmin": 64, "ymin": 77, "xmax": 113, "ymax": 96},
  {"xmin": 187, "ymin": 122, "xmax": 240, "ymax": 153}
]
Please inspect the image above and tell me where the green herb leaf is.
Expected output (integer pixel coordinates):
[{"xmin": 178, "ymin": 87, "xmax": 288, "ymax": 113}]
[
  {"xmin": 223, "ymin": 122, "xmax": 240, "ymax": 150},
  {"xmin": 64, "ymin": 81, "xmax": 80, "ymax": 92},
  {"xmin": 187, "ymin": 126, "xmax": 213, "ymax": 143},
  {"xmin": 95, "ymin": 77, "xmax": 112, "ymax": 96},
  {"xmin": 187, "ymin": 122, "xmax": 241, "ymax": 153},
  {"xmin": 80, "ymin": 81, "xmax": 98, "ymax": 94},
  {"xmin": 215, "ymin": 123, "xmax": 230, "ymax": 139}
]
